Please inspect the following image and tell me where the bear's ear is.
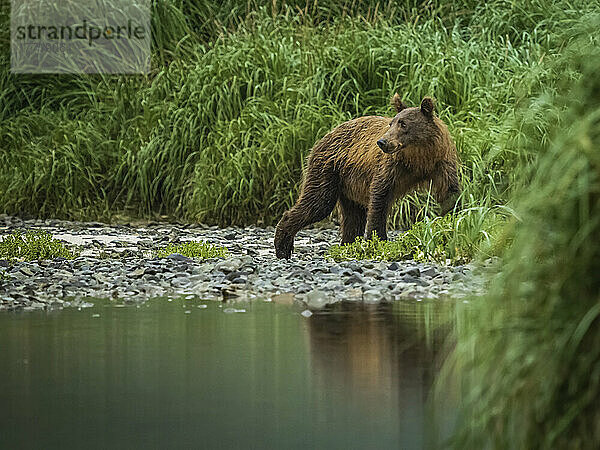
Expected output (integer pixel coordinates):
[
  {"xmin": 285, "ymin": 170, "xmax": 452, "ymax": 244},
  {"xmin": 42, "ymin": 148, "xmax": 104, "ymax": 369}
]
[
  {"xmin": 420, "ymin": 97, "xmax": 435, "ymax": 117},
  {"xmin": 391, "ymin": 93, "xmax": 407, "ymax": 113}
]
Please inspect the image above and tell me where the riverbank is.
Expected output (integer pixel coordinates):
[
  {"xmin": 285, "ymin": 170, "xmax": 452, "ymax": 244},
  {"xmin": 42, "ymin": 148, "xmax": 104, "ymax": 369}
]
[{"xmin": 0, "ymin": 215, "xmax": 487, "ymax": 311}]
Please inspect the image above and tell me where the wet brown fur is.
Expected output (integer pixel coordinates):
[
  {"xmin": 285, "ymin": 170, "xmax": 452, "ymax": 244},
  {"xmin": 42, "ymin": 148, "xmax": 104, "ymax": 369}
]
[{"xmin": 274, "ymin": 94, "xmax": 460, "ymax": 259}]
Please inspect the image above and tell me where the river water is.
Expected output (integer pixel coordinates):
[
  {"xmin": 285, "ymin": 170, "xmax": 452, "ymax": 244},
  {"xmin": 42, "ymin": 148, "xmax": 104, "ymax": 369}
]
[{"xmin": 0, "ymin": 299, "xmax": 458, "ymax": 449}]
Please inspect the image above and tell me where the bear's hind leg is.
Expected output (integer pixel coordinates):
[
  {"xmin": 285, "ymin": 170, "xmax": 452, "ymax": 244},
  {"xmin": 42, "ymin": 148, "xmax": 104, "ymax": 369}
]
[
  {"xmin": 338, "ymin": 195, "xmax": 367, "ymax": 244},
  {"xmin": 274, "ymin": 171, "xmax": 340, "ymax": 259}
]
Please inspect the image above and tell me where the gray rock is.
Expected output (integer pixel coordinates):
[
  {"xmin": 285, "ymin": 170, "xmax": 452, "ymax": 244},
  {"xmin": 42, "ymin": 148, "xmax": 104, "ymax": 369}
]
[
  {"xmin": 305, "ymin": 289, "xmax": 330, "ymax": 310},
  {"xmin": 225, "ymin": 270, "xmax": 246, "ymax": 281},
  {"xmin": 421, "ymin": 267, "xmax": 438, "ymax": 277},
  {"xmin": 130, "ymin": 267, "xmax": 147, "ymax": 278},
  {"xmin": 19, "ymin": 267, "xmax": 35, "ymax": 277},
  {"xmin": 0, "ymin": 216, "xmax": 486, "ymax": 310},
  {"xmin": 362, "ymin": 269, "xmax": 382, "ymax": 279},
  {"xmin": 344, "ymin": 273, "xmax": 365, "ymax": 285},
  {"xmin": 401, "ymin": 268, "xmax": 420, "ymax": 277},
  {"xmin": 166, "ymin": 253, "xmax": 192, "ymax": 263},
  {"xmin": 387, "ymin": 262, "xmax": 400, "ymax": 271},
  {"xmin": 362, "ymin": 289, "xmax": 383, "ymax": 303},
  {"xmin": 401, "ymin": 275, "xmax": 419, "ymax": 284},
  {"xmin": 323, "ymin": 280, "xmax": 341, "ymax": 290},
  {"xmin": 291, "ymin": 269, "xmax": 313, "ymax": 280},
  {"xmin": 452, "ymin": 272, "xmax": 466, "ymax": 281},
  {"xmin": 347, "ymin": 262, "xmax": 363, "ymax": 273},
  {"xmin": 171, "ymin": 278, "xmax": 191, "ymax": 288},
  {"xmin": 215, "ymin": 258, "xmax": 243, "ymax": 273}
]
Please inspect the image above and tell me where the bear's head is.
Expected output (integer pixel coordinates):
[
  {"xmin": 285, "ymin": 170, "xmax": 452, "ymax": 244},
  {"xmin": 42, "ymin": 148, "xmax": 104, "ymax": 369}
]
[{"xmin": 376, "ymin": 94, "xmax": 438, "ymax": 155}]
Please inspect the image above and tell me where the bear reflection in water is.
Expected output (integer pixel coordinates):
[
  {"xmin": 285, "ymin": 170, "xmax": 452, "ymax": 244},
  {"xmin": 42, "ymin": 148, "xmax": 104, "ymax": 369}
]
[{"xmin": 305, "ymin": 302, "xmax": 456, "ymax": 440}]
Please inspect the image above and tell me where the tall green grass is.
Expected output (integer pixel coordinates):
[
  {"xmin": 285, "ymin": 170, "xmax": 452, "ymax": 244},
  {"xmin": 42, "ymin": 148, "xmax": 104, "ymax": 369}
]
[
  {"xmin": 444, "ymin": 22, "xmax": 600, "ymax": 447},
  {"xmin": 0, "ymin": 0, "xmax": 593, "ymax": 229}
]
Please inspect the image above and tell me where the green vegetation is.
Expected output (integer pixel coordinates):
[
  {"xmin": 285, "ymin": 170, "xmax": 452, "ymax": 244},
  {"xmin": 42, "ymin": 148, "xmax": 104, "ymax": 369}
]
[
  {"xmin": 0, "ymin": 230, "xmax": 79, "ymax": 262},
  {"xmin": 327, "ymin": 206, "xmax": 508, "ymax": 264},
  {"xmin": 156, "ymin": 241, "xmax": 228, "ymax": 259},
  {"xmin": 444, "ymin": 28, "xmax": 600, "ymax": 448},
  {"xmin": 0, "ymin": 0, "xmax": 593, "ymax": 234},
  {"xmin": 2, "ymin": 2, "xmax": 600, "ymax": 445},
  {"xmin": 327, "ymin": 234, "xmax": 414, "ymax": 263}
]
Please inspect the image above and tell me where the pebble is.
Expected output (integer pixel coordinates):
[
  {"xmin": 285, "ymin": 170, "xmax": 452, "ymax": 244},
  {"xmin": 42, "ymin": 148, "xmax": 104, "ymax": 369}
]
[
  {"xmin": 0, "ymin": 215, "xmax": 486, "ymax": 311},
  {"xmin": 167, "ymin": 254, "xmax": 192, "ymax": 263},
  {"xmin": 402, "ymin": 268, "xmax": 420, "ymax": 277},
  {"xmin": 344, "ymin": 273, "xmax": 365, "ymax": 285},
  {"xmin": 363, "ymin": 289, "xmax": 384, "ymax": 304},
  {"xmin": 304, "ymin": 289, "xmax": 332, "ymax": 310}
]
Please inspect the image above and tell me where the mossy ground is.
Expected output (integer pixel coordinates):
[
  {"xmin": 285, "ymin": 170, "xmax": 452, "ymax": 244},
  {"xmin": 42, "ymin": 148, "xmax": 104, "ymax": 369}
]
[
  {"xmin": 156, "ymin": 241, "xmax": 228, "ymax": 259},
  {"xmin": 0, "ymin": 230, "xmax": 79, "ymax": 262}
]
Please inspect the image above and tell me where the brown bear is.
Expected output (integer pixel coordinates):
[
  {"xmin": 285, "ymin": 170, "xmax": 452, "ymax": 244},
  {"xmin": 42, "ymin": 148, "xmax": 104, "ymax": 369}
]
[{"xmin": 274, "ymin": 94, "xmax": 460, "ymax": 259}]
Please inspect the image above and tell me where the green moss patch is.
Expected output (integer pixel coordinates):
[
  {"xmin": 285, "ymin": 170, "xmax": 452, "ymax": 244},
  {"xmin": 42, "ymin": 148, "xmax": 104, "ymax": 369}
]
[
  {"xmin": 0, "ymin": 230, "xmax": 79, "ymax": 262},
  {"xmin": 156, "ymin": 241, "xmax": 228, "ymax": 259}
]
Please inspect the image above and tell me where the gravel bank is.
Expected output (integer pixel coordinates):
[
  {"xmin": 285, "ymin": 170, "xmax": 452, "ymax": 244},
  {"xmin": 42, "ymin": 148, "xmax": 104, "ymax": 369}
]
[{"xmin": 0, "ymin": 215, "xmax": 488, "ymax": 311}]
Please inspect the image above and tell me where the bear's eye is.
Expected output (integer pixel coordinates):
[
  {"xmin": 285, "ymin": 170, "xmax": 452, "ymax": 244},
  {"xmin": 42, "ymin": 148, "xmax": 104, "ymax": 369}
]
[{"xmin": 400, "ymin": 121, "xmax": 407, "ymax": 129}]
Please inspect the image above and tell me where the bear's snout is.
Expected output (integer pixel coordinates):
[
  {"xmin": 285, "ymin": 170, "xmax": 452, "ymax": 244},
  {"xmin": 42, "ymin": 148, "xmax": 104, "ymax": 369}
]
[{"xmin": 376, "ymin": 139, "xmax": 388, "ymax": 151}]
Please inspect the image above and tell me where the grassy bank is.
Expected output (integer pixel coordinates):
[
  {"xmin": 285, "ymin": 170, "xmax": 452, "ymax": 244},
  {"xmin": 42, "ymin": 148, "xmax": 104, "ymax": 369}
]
[
  {"xmin": 0, "ymin": 1, "xmax": 592, "ymax": 235},
  {"xmin": 443, "ymin": 23, "xmax": 600, "ymax": 447}
]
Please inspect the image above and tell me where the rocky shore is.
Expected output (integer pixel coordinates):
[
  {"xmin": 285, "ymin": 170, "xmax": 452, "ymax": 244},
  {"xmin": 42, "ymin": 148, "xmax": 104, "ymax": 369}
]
[{"xmin": 0, "ymin": 215, "xmax": 488, "ymax": 311}]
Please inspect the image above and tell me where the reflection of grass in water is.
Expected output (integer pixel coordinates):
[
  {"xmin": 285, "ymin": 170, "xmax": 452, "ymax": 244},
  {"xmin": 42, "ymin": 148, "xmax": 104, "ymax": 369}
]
[
  {"xmin": 391, "ymin": 301, "xmax": 467, "ymax": 351},
  {"xmin": 446, "ymin": 23, "xmax": 600, "ymax": 449}
]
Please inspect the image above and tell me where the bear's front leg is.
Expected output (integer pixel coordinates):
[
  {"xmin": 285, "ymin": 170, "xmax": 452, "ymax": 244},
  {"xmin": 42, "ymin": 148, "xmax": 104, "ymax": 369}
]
[
  {"xmin": 274, "ymin": 211, "xmax": 296, "ymax": 259},
  {"xmin": 365, "ymin": 179, "xmax": 393, "ymax": 241}
]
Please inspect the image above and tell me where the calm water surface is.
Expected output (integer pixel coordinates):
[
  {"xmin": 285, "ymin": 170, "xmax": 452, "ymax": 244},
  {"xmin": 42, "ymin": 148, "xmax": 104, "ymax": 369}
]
[{"xmin": 0, "ymin": 299, "xmax": 457, "ymax": 449}]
